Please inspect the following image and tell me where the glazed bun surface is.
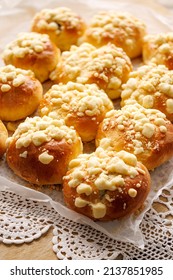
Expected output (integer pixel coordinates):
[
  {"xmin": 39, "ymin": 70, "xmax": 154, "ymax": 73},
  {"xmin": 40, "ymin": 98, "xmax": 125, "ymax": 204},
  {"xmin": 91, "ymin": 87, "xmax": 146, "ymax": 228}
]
[
  {"xmin": 31, "ymin": 7, "xmax": 86, "ymax": 51},
  {"xmin": 143, "ymin": 32, "xmax": 173, "ymax": 69},
  {"xmin": 0, "ymin": 65, "xmax": 43, "ymax": 121},
  {"xmin": 39, "ymin": 82, "xmax": 114, "ymax": 141},
  {"xmin": 6, "ymin": 116, "xmax": 83, "ymax": 185},
  {"xmin": 50, "ymin": 43, "xmax": 132, "ymax": 99},
  {"xmin": 121, "ymin": 64, "xmax": 173, "ymax": 122},
  {"xmin": 82, "ymin": 11, "xmax": 146, "ymax": 59},
  {"xmin": 2, "ymin": 32, "xmax": 60, "ymax": 82},
  {"xmin": 63, "ymin": 146, "xmax": 151, "ymax": 221},
  {"xmin": 96, "ymin": 104, "xmax": 173, "ymax": 170},
  {"xmin": 0, "ymin": 120, "xmax": 8, "ymax": 158}
]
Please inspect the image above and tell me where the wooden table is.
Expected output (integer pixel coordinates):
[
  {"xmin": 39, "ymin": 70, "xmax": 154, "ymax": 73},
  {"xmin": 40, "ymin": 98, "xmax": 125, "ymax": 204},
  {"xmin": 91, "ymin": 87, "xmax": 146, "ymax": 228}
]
[
  {"xmin": 0, "ymin": 229, "xmax": 57, "ymax": 260},
  {"xmin": 0, "ymin": 201, "xmax": 166, "ymax": 260}
]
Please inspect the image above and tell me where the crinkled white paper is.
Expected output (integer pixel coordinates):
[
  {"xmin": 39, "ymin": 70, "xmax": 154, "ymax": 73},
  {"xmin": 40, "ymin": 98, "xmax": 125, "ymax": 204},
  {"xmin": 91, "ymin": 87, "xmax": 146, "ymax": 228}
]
[{"xmin": 0, "ymin": 0, "xmax": 173, "ymax": 248}]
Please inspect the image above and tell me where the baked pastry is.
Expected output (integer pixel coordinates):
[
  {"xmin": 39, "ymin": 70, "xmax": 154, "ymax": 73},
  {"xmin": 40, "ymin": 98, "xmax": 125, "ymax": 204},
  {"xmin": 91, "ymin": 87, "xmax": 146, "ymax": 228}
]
[
  {"xmin": 0, "ymin": 120, "xmax": 8, "ymax": 158},
  {"xmin": 0, "ymin": 65, "xmax": 43, "ymax": 121},
  {"xmin": 82, "ymin": 11, "xmax": 146, "ymax": 59},
  {"xmin": 143, "ymin": 32, "xmax": 173, "ymax": 69},
  {"xmin": 96, "ymin": 104, "xmax": 173, "ymax": 170},
  {"xmin": 6, "ymin": 116, "xmax": 83, "ymax": 185},
  {"xmin": 50, "ymin": 43, "xmax": 132, "ymax": 99},
  {"xmin": 63, "ymin": 145, "xmax": 151, "ymax": 221},
  {"xmin": 39, "ymin": 82, "xmax": 114, "ymax": 142},
  {"xmin": 121, "ymin": 64, "xmax": 173, "ymax": 122},
  {"xmin": 2, "ymin": 32, "xmax": 60, "ymax": 82},
  {"xmin": 31, "ymin": 7, "xmax": 86, "ymax": 51}
]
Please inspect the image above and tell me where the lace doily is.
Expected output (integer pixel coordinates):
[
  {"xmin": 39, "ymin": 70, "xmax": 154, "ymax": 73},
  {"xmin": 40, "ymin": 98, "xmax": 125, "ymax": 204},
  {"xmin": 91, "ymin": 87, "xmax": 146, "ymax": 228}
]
[
  {"xmin": 53, "ymin": 184, "xmax": 173, "ymax": 259},
  {"xmin": 0, "ymin": 183, "xmax": 173, "ymax": 259}
]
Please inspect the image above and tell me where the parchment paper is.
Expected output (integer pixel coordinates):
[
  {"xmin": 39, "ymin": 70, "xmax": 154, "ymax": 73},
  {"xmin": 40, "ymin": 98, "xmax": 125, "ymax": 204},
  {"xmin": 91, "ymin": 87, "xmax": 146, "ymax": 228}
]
[{"xmin": 0, "ymin": 0, "xmax": 173, "ymax": 248}]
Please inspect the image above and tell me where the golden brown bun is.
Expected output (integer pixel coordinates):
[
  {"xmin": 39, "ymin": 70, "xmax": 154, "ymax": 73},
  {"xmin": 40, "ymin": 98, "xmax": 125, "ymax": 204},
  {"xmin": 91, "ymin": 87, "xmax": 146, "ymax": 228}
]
[
  {"xmin": 31, "ymin": 7, "xmax": 86, "ymax": 51},
  {"xmin": 6, "ymin": 120, "xmax": 24, "ymax": 133},
  {"xmin": 0, "ymin": 120, "xmax": 8, "ymax": 157},
  {"xmin": 96, "ymin": 104, "xmax": 173, "ymax": 170},
  {"xmin": 0, "ymin": 65, "xmax": 43, "ymax": 121},
  {"xmin": 82, "ymin": 11, "xmax": 146, "ymax": 59},
  {"xmin": 50, "ymin": 43, "xmax": 132, "ymax": 99},
  {"xmin": 2, "ymin": 32, "xmax": 60, "ymax": 82},
  {"xmin": 39, "ymin": 82, "xmax": 113, "ymax": 142},
  {"xmin": 65, "ymin": 114, "xmax": 104, "ymax": 143},
  {"xmin": 121, "ymin": 64, "xmax": 173, "ymax": 122},
  {"xmin": 143, "ymin": 33, "xmax": 173, "ymax": 69},
  {"xmin": 63, "ymin": 147, "xmax": 151, "ymax": 221},
  {"xmin": 6, "ymin": 116, "xmax": 83, "ymax": 185}
]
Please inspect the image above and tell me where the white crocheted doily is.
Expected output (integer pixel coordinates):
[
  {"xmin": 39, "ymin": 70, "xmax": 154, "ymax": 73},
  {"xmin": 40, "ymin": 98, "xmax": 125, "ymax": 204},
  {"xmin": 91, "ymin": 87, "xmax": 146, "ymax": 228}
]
[{"xmin": 0, "ymin": 175, "xmax": 173, "ymax": 259}]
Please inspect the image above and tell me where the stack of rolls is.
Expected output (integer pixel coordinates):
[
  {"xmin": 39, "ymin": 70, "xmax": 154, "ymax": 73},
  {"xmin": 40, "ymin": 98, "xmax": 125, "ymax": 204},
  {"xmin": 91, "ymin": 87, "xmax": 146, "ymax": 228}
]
[{"xmin": 2, "ymin": 6, "xmax": 173, "ymax": 222}]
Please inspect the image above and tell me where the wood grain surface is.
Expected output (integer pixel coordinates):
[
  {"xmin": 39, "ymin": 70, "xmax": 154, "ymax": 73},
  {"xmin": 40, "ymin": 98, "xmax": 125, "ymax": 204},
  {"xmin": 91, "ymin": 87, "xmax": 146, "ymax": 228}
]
[{"xmin": 0, "ymin": 229, "xmax": 57, "ymax": 260}]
